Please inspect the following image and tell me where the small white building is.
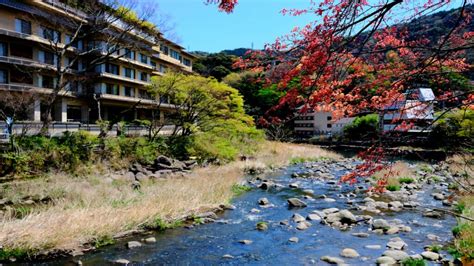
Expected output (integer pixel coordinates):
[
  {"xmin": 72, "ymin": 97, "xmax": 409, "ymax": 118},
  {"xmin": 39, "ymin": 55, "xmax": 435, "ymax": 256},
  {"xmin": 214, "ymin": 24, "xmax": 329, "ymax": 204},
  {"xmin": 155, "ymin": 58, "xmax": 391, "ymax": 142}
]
[
  {"xmin": 294, "ymin": 110, "xmax": 355, "ymax": 137},
  {"xmin": 382, "ymin": 88, "xmax": 435, "ymax": 132}
]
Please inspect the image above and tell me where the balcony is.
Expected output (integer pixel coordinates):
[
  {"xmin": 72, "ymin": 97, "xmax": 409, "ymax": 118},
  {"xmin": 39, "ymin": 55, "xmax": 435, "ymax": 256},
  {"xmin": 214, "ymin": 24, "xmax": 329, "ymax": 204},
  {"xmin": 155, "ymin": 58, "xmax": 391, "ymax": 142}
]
[
  {"xmin": 98, "ymin": 93, "xmax": 175, "ymax": 109},
  {"xmin": 0, "ymin": 55, "xmax": 56, "ymax": 70},
  {"xmin": 97, "ymin": 72, "xmax": 150, "ymax": 86},
  {"xmin": 0, "ymin": 83, "xmax": 50, "ymax": 94}
]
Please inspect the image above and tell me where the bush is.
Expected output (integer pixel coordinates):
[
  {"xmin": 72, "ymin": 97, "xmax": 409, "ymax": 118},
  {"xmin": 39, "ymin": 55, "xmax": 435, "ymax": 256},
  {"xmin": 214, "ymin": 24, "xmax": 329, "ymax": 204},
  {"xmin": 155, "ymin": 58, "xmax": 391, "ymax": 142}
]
[
  {"xmin": 386, "ymin": 184, "xmax": 401, "ymax": 191},
  {"xmin": 401, "ymin": 258, "xmax": 426, "ymax": 266},
  {"xmin": 430, "ymin": 108, "xmax": 473, "ymax": 148},
  {"xmin": 343, "ymin": 114, "xmax": 380, "ymax": 140},
  {"xmin": 399, "ymin": 177, "xmax": 415, "ymax": 184}
]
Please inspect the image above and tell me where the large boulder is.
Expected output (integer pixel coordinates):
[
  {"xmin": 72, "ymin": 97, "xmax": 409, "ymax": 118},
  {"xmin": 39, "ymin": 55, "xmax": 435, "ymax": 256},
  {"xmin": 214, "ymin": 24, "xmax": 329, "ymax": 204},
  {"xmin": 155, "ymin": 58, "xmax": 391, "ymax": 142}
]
[
  {"xmin": 382, "ymin": 250, "xmax": 409, "ymax": 261},
  {"xmin": 340, "ymin": 248, "xmax": 359, "ymax": 258},
  {"xmin": 155, "ymin": 155, "xmax": 172, "ymax": 166}
]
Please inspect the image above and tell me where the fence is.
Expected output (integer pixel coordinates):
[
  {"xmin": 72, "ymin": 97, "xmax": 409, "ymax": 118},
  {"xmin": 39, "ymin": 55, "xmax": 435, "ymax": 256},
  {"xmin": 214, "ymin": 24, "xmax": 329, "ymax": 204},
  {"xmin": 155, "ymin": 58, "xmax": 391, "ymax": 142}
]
[{"xmin": 0, "ymin": 122, "xmax": 176, "ymax": 137}]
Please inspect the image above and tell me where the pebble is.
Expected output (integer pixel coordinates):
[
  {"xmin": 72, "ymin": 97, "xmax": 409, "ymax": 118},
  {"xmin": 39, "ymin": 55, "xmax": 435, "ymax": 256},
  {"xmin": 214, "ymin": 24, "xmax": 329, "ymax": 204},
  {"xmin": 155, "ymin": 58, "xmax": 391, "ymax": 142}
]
[
  {"xmin": 340, "ymin": 248, "xmax": 359, "ymax": 258},
  {"xmin": 365, "ymin": 245, "xmax": 381, "ymax": 250},
  {"xmin": 306, "ymin": 213, "xmax": 321, "ymax": 221},
  {"xmin": 296, "ymin": 221, "xmax": 312, "ymax": 230},
  {"xmin": 114, "ymin": 259, "xmax": 130, "ymax": 265},
  {"xmin": 376, "ymin": 256, "xmax": 396, "ymax": 265},
  {"xmin": 222, "ymin": 254, "xmax": 234, "ymax": 259},
  {"xmin": 258, "ymin": 197, "xmax": 270, "ymax": 206},
  {"xmin": 351, "ymin": 232, "xmax": 369, "ymax": 238},
  {"xmin": 287, "ymin": 198, "xmax": 307, "ymax": 208},
  {"xmin": 321, "ymin": 256, "xmax": 345, "ymax": 264},
  {"xmin": 238, "ymin": 239, "xmax": 253, "ymax": 245},
  {"xmin": 292, "ymin": 213, "xmax": 306, "ymax": 222},
  {"xmin": 126, "ymin": 241, "xmax": 142, "ymax": 249},
  {"xmin": 382, "ymin": 250, "xmax": 409, "ymax": 261},
  {"xmin": 421, "ymin": 251, "xmax": 440, "ymax": 261},
  {"xmin": 289, "ymin": 237, "xmax": 299, "ymax": 243},
  {"xmin": 144, "ymin": 237, "xmax": 156, "ymax": 244}
]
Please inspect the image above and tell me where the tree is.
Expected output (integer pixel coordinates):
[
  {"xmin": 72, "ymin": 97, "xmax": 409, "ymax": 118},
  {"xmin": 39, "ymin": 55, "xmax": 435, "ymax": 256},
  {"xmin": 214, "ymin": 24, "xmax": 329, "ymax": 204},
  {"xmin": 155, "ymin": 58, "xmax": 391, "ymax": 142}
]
[{"xmin": 23, "ymin": 0, "xmax": 157, "ymax": 135}]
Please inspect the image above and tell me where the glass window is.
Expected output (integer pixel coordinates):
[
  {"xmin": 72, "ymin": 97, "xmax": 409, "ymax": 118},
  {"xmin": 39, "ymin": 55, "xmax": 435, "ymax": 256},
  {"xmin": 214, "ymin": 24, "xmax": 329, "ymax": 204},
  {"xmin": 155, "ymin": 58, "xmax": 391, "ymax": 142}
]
[
  {"xmin": 183, "ymin": 58, "xmax": 191, "ymax": 67},
  {"xmin": 42, "ymin": 27, "xmax": 61, "ymax": 42},
  {"xmin": 106, "ymin": 83, "xmax": 119, "ymax": 95},
  {"xmin": 124, "ymin": 68, "xmax": 135, "ymax": 79},
  {"xmin": 10, "ymin": 69, "xmax": 32, "ymax": 84},
  {"xmin": 124, "ymin": 48, "xmax": 135, "ymax": 60},
  {"xmin": 327, "ymin": 116, "xmax": 332, "ymax": 121},
  {"xmin": 124, "ymin": 86, "xmax": 133, "ymax": 97},
  {"xmin": 140, "ymin": 53, "xmax": 148, "ymax": 64},
  {"xmin": 0, "ymin": 42, "xmax": 7, "ymax": 56},
  {"xmin": 105, "ymin": 63, "xmax": 119, "ymax": 75},
  {"xmin": 67, "ymin": 105, "xmax": 82, "ymax": 122},
  {"xmin": 327, "ymin": 124, "xmax": 332, "ymax": 128},
  {"xmin": 151, "ymin": 61, "xmax": 156, "ymax": 68},
  {"xmin": 15, "ymin": 19, "xmax": 31, "ymax": 34},
  {"xmin": 42, "ymin": 76, "xmax": 54, "ymax": 88},
  {"xmin": 11, "ymin": 43, "xmax": 33, "ymax": 59},
  {"xmin": 44, "ymin": 51, "xmax": 55, "ymax": 65},
  {"xmin": 170, "ymin": 49, "xmax": 180, "ymax": 60},
  {"xmin": 0, "ymin": 69, "xmax": 7, "ymax": 83},
  {"xmin": 140, "ymin": 72, "xmax": 148, "ymax": 82},
  {"xmin": 160, "ymin": 45, "xmax": 169, "ymax": 55}
]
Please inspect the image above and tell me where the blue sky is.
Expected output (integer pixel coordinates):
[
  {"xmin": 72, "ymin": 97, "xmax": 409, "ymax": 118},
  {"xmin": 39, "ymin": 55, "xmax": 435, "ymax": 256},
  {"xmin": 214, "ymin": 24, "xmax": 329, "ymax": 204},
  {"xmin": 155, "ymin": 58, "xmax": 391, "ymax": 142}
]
[{"xmin": 147, "ymin": 0, "xmax": 314, "ymax": 53}]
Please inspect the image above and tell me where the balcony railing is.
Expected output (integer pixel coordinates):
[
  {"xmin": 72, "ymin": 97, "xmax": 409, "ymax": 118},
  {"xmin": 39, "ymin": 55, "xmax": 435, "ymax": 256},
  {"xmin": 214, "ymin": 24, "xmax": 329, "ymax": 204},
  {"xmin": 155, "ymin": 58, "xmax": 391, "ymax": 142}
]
[{"xmin": 0, "ymin": 55, "xmax": 56, "ymax": 70}]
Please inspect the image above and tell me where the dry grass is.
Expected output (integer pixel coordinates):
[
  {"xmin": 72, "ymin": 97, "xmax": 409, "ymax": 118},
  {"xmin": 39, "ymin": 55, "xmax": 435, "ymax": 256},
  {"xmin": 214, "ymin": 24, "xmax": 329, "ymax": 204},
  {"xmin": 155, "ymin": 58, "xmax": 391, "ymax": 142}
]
[
  {"xmin": 0, "ymin": 141, "xmax": 338, "ymax": 254},
  {"xmin": 373, "ymin": 161, "xmax": 415, "ymax": 187}
]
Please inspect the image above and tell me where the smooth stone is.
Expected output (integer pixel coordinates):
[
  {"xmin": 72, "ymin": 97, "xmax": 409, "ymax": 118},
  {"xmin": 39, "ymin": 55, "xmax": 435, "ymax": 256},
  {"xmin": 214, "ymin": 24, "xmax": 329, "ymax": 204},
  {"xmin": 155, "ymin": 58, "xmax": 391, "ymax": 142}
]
[
  {"xmin": 144, "ymin": 237, "xmax": 156, "ymax": 244},
  {"xmin": 385, "ymin": 227, "xmax": 400, "ymax": 235},
  {"xmin": 324, "ymin": 198, "xmax": 336, "ymax": 203},
  {"xmin": 292, "ymin": 213, "xmax": 306, "ymax": 222},
  {"xmin": 372, "ymin": 219, "xmax": 390, "ymax": 230},
  {"xmin": 382, "ymin": 250, "xmax": 409, "ymax": 261},
  {"xmin": 376, "ymin": 256, "xmax": 397, "ymax": 265},
  {"xmin": 296, "ymin": 221, "xmax": 312, "ymax": 230},
  {"xmin": 222, "ymin": 254, "xmax": 234, "ymax": 259},
  {"xmin": 307, "ymin": 213, "xmax": 321, "ymax": 221},
  {"xmin": 289, "ymin": 237, "xmax": 299, "ymax": 243},
  {"xmin": 321, "ymin": 256, "xmax": 345, "ymax": 264},
  {"xmin": 280, "ymin": 220, "xmax": 289, "ymax": 225},
  {"xmin": 322, "ymin": 208, "xmax": 339, "ymax": 215},
  {"xmin": 114, "ymin": 259, "xmax": 130, "ymax": 265},
  {"xmin": 427, "ymin": 234, "xmax": 440, "ymax": 241},
  {"xmin": 432, "ymin": 193, "xmax": 445, "ymax": 200},
  {"xmin": 288, "ymin": 198, "xmax": 307, "ymax": 208},
  {"xmin": 256, "ymin": 222, "xmax": 268, "ymax": 231},
  {"xmin": 365, "ymin": 245, "xmax": 381, "ymax": 250},
  {"xmin": 289, "ymin": 183, "xmax": 299, "ymax": 188},
  {"xmin": 421, "ymin": 251, "xmax": 440, "ymax": 261},
  {"xmin": 258, "ymin": 197, "xmax": 270, "ymax": 206},
  {"xmin": 340, "ymin": 248, "xmax": 360, "ymax": 258},
  {"xmin": 352, "ymin": 232, "xmax": 370, "ymax": 238},
  {"xmin": 386, "ymin": 240, "xmax": 407, "ymax": 250},
  {"xmin": 126, "ymin": 241, "xmax": 142, "ymax": 249},
  {"xmin": 250, "ymin": 208, "xmax": 260, "ymax": 213},
  {"xmin": 238, "ymin": 239, "xmax": 253, "ymax": 245}
]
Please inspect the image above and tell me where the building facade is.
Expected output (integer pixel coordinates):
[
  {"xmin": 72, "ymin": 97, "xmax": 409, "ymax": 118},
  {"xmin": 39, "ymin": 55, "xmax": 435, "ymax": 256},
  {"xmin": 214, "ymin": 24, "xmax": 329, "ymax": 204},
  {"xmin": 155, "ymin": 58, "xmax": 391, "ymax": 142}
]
[
  {"xmin": 0, "ymin": 0, "xmax": 195, "ymax": 125},
  {"xmin": 293, "ymin": 110, "xmax": 355, "ymax": 138}
]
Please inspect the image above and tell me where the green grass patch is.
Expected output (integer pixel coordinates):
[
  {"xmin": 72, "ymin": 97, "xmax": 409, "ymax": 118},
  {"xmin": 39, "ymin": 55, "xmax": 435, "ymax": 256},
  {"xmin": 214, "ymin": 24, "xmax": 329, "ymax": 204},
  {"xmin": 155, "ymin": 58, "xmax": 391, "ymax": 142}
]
[
  {"xmin": 428, "ymin": 245, "xmax": 442, "ymax": 253},
  {"xmin": 93, "ymin": 235, "xmax": 115, "ymax": 248},
  {"xmin": 231, "ymin": 184, "xmax": 252, "ymax": 196},
  {"xmin": 401, "ymin": 258, "xmax": 426, "ymax": 266},
  {"xmin": 0, "ymin": 247, "xmax": 31, "ymax": 261},
  {"xmin": 398, "ymin": 177, "xmax": 415, "ymax": 184},
  {"xmin": 289, "ymin": 156, "xmax": 329, "ymax": 165},
  {"xmin": 144, "ymin": 217, "xmax": 183, "ymax": 231},
  {"xmin": 386, "ymin": 185, "xmax": 401, "ymax": 191}
]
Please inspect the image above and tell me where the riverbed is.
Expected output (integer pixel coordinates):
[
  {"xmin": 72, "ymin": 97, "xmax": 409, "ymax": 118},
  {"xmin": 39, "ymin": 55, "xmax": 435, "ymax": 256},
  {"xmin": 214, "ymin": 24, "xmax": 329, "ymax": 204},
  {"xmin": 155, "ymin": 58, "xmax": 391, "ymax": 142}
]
[{"xmin": 47, "ymin": 159, "xmax": 456, "ymax": 265}]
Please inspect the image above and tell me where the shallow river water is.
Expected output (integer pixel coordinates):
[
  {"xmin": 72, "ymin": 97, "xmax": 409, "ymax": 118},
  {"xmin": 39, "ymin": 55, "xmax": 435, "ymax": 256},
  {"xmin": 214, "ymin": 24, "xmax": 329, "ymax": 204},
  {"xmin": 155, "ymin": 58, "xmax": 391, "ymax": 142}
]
[{"xmin": 46, "ymin": 161, "xmax": 455, "ymax": 265}]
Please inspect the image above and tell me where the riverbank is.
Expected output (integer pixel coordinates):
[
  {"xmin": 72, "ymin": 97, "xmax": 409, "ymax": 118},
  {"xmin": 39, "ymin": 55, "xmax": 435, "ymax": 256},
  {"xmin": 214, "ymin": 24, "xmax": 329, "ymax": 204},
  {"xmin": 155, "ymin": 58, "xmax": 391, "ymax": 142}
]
[{"xmin": 0, "ymin": 141, "xmax": 340, "ymax": 261}]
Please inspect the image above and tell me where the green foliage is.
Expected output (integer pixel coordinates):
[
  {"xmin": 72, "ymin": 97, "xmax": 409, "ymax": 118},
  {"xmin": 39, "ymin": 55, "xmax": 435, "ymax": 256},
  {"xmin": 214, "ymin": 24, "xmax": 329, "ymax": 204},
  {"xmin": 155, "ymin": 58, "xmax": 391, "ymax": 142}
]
[
  {"xmin": 0, "ymin": 247, "xmax": 30, "ymax": 261},
  {"xmin": 386, "ymin": 185, "xmax": 401, "ymax": 191},
  {"xmin": 430, "ymin": 108, "xmax": 474, "ymax": 148},
  {"xmin": 428, "ymin": 245, "xmax": 442, "ymax": 253},
  {"xmin": 93, "ymin": 235, "xmax": 115, "ymax": 248},
  {"xmin": 343, "ymin": 114, "xmax": 380, "ymax": 140},
  {"xmin": 193, "ymin": 53, "xmax": 236, "ymax": 81},
  {"xmin": 454, "ymin": 202, "xmax": 466, "ymax": 214},
  {"xmin": 231, "ymin": 184, "xmax": 252, "ymax": 196},
  {"xmin": 452, "ymin": 223, "xmax": 468, "ymax": 237},
  {"xmin": 145, "ymin": 217, "xmax": 183, "ymax": 231},
  {"xmin": 115, "ymin": 6, "xmax": 157, "ymax": 32},
  {"xmin": 401, "ymin": 258, "xmax": 426, "ymax": 266},
  {"xmin": 398, "ymin": 177, "xmax": 415, "ymax": 184}
]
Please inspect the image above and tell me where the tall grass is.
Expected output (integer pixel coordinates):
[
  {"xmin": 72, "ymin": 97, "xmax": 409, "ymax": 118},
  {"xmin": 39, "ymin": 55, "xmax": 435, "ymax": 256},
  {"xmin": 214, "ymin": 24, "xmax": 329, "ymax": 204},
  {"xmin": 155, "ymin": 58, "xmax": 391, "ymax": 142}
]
[{"xmin": 0, "ymin": 141, "xmax": 338, "ymax": 255}]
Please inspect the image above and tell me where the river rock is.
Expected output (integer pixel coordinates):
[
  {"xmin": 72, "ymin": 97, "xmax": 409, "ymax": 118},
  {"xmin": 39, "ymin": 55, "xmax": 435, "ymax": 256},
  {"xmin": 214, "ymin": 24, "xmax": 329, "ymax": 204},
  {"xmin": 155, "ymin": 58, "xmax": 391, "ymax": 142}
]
[
  {"xmin": 289, "ymin": 182, "xmax": 299, "ymax": 188},
  {"xmin": 114, "ymin": 259, "xmax": 130, "ymax": 265},
  {"xmin": 321, "ymin": 256, "xmax": 345, "ymax": 264},
  {"xmin": 338, "ymin": 210, "xmax": 357, "ymax": 224},
  {"xmin": 259, "ymin": 182, "xmax": 272, "ymax": 190},
  {"xmin": 288, "ymin": 198, "xmax": 307, "ymax": 208},
  {"xmin": 421, "ymin": 251, "xmax": 440, "ymax": 261},
  {"xmin": 126, "ymin": 241, "xmax": 142, "ymax": 249},
  {"xmin": 386, "ymin": 238, "xmax": 407, "ymax": 250},
  {"xmin": 352, "ymin": 232, "xmax": 369, "ymax": 238},
  {"xmin": 289, "ymin": 237, "xmax": 299, "ymax": 243},
  {"xmin": 324, "ymin": 198, "xmax": 336, "ymax": 203},
  {"xmin": 256, "ymin": 222, "xmax": 268, "ymax": 231},
  {"xmin": 292, "ymin": 213, "xmax": 306, "ymax": 222},
  {"xmin": 280, "ymin": 220, "xmax": 289, "ymax": 225},
  {"xmin": 376, "ymin": 256, "xmax": 396, "ymax": 265},
  {"xmin": 427, "ymin": 234, "xmax": 440, "ymax": 241},
  {"xmin": 307, "ymin": 213, "xmax": 321, "ymax": 221},
  {"xmin": 382, "ymin": 250, "xmax": 409, "ymax": 261},
  {"xmin": 365, "ymin": 245, "xmax": 381, "ymax": 250},
  {"xmin": 258, "ymin": 197, "xmax": 270, "ymax": 206},
  {"xmin": 222, "ymin": 254, "xmax": 234, "ymax": 259},
  {"xmin": 423, "ymin": 210, "xmax": 443, "ymax": 219},
  {"xmin": 322, "ymin": 208, "xmax": 339, "ymax": 215},
  {"xmin": 385, "ymin": 227, "xmax": 400, "ymax": 235},
  {"xmin": 238, "ymin": 239, "xmax": 253, "ymax": 245},
  {"xmin": 340, "ymin": 248, "xmax": 359, "ymax": 258},
  {"xmin": 296, "ymin": 221, "xmax": 312, "ymax": 230},
  {"xmin": 432, "ymin": 193, "xmax": 445, "ymax": 200},
  {"xmin": 144, "ymin": 237, "xmax": 156, "ymax": 244},
  {"xmin": 372, "ymin": 219, "xmax": 390, "ymax": 230}
]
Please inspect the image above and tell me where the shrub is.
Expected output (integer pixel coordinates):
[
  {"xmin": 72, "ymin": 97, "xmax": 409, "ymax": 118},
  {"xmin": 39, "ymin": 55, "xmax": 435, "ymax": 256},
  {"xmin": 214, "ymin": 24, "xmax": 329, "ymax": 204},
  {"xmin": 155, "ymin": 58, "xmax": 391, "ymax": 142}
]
[
  {"xmin": 343, "ymin": 114, "xmax": 380, "ymax": 140},
  {"xmin": 231, "ymin": 184, "xmax": 252, "ymax": 196},
  {"xmin": 401, "ymin": 258, "xmax": 426, "ymax": 266},
  {"xmin": 386, "ymin": 185, "xmax": 401, "ymax": 191},
  {"xmin": 399, "ymin": 177, "xmax": 415, "ymax": 184}
]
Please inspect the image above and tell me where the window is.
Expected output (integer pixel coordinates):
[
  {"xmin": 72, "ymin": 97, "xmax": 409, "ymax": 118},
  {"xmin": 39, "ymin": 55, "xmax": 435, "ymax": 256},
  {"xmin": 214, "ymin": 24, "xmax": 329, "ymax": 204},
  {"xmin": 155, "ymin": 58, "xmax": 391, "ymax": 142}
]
[
  {"xmin": 42, "ymin": 27, "xmax": 61, "ymax": 42},
  {"xmin": 0, "ymin": 42, "xmax": 7, "ymax": 56},
  {"xmin": 106, "ymin": 84, "xmax": 119, "ymax": 95},
  {"xmin": 105, "ymin": 63, "xmax": 119, "ymax": 75},
  {"xmin": 10, "ymin": 43, "xmax": 33, "ymax": 59},
  {"xmin": 327, "ymin": 116, "xmax": 332, "ymax": 121},
  {"xmin": 67, "ymin": 105, "xmax": 82, "ymax": 122},
  {"xmin": 68, "ymin": 81, "xmax": 80, "ymax": 92},
  {"xmin": 44, "ymin": 51, "xmax": 55, "ymax": 65},
  {"xmin": 0, "ymin": 69, "xmax": 7, "ymax": 83},
  {"xmin": 65, "ymin": 34, "xmax": 83, "ymax": 49},
  {"xmin": 151, "ymin": 61, "xmax": 157, "ymax": 68},
  {"xmin": 67, "ymin": 57, "xmax": 79, "ymax": 70},
  {"xmin": 183, "ymin": 58, "xmax": 191, "ymax": 67},
  {"xmin": 124, "ymin": 86, "xmax": 133, "ymax": 97},
  {"xmin": 124, "ymin": 48, "xmax": 135, "ymax": 60},
  {"xmin": 160, "ymin": 45, "xmax": 169, "ymax": 55},
  {"xmin": 140, "ymin": 72, "xmax": 148, "ymax": 82},
  {"xmin": 140, "ymin": 53, "xmax": 148, "ymax": 64},
  {"xmin": 42, "ymin": 76, "xmax": 55, "ymax": 89},
  {"xmin": 138, "ymin": 89, "xmax": 151, "ymax": 99},
  {"xmin": 15, "ymin": 19, "xmax": 31, "ymax": 34},
  {"xmin": 124, "ymin": 68, "xmax": 135, "ymax": 79},
  {"xmin": 327, "ymin": 124, "xmax": 332, "ymax": 128},
  {"xmin": 170, "ymin": 49, "xmax": 180, "ymax": 60},
  {"xmin": 10, "ymin": 69, "xmax": 32, "ymax": 84},
  {"xmin": 159, "ymin": 64, "xmax": 167, "ymax": 73}
]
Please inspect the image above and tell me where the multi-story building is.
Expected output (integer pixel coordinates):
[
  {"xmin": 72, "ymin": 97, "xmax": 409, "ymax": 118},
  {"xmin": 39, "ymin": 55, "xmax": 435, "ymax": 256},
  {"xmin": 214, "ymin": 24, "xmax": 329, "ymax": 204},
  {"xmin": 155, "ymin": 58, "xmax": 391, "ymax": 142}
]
[{"xmin": 0, "ymin": 0, "xmax": 195, "ymax": 126}]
